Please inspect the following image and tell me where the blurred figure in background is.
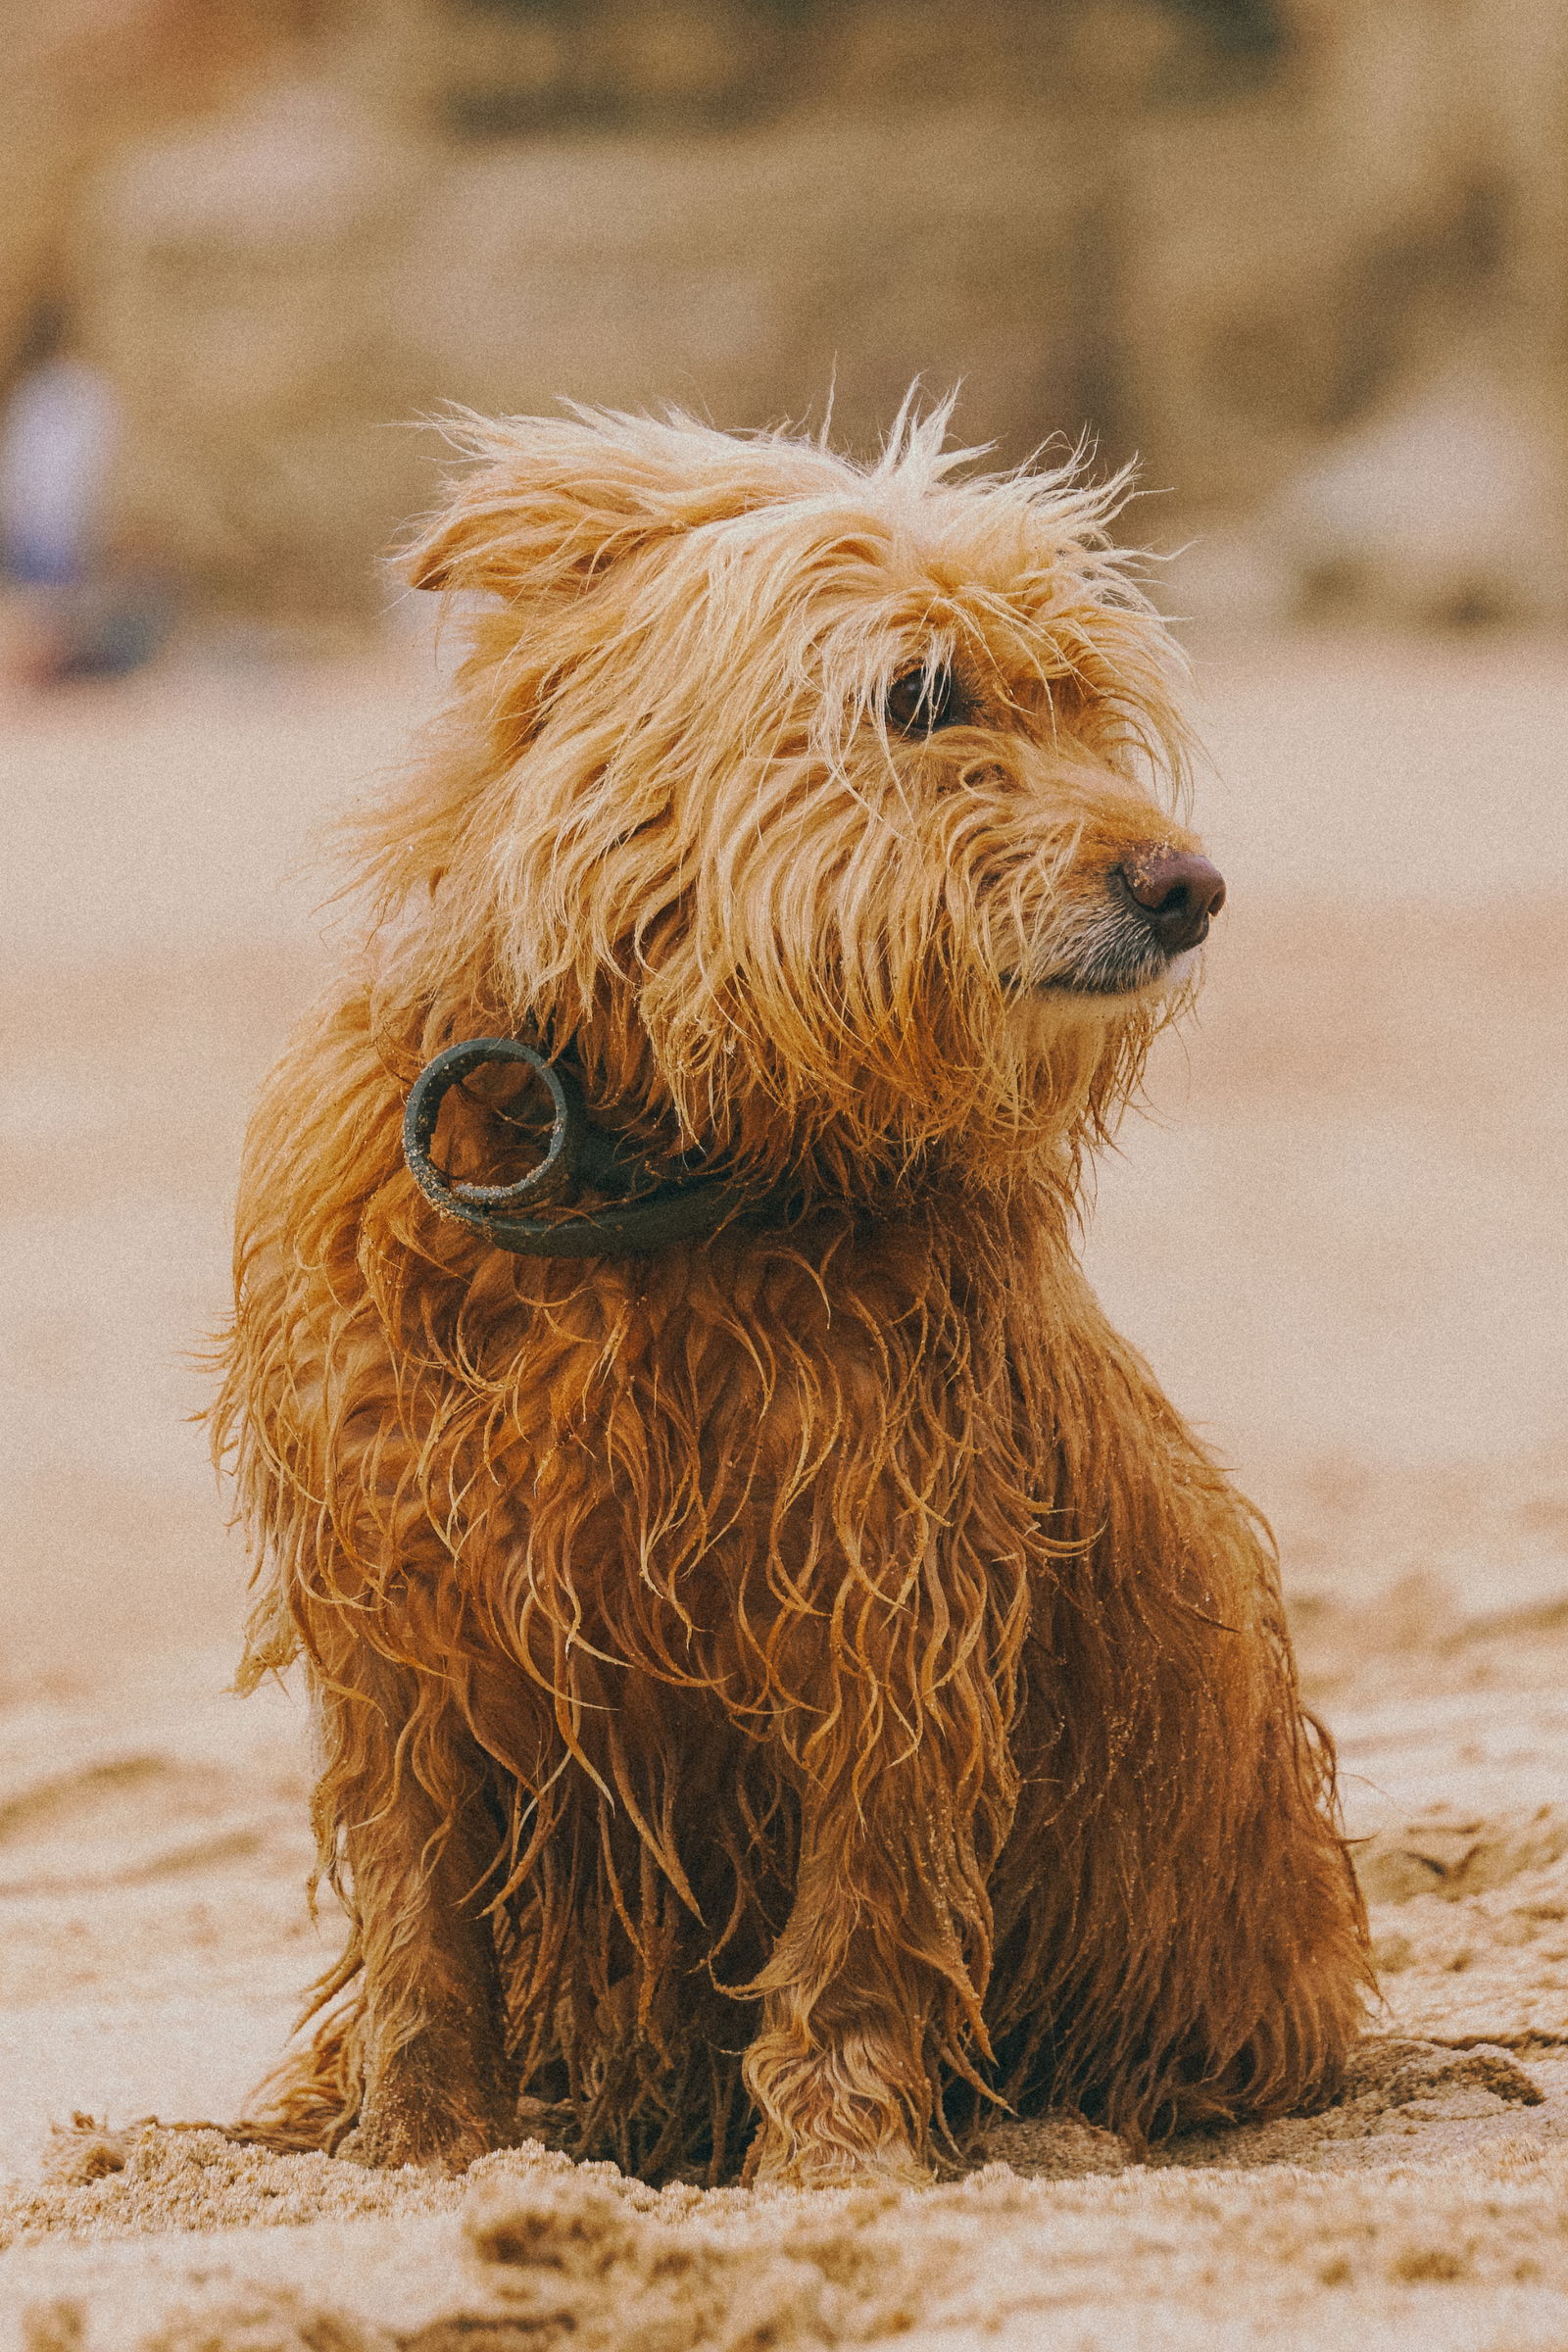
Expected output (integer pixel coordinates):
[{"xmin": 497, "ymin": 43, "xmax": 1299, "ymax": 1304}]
[{"xmin": 0, "ymin": 302, "xmax": 168, "ymax": 685}]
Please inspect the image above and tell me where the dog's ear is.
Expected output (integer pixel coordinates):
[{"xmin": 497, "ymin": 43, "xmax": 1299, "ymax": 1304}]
[{"xmin": 405, "ymin": 411, "xmax": 825, "ymax": 598}]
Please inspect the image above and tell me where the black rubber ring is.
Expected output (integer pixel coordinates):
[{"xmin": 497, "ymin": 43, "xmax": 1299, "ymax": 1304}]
[{"xmin": 402, "ymin": 1039, "xmax": 583, "ymax": 1224}]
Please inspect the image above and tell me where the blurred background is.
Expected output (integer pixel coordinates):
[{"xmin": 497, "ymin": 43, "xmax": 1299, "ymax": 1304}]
[
  {"xmin": 3, "ymin": 0, "xmax": 1567, "ymax": 1694},
  {"xmin": 4, "ymin": 0, "xmax": 1568, "ymax": 631}
]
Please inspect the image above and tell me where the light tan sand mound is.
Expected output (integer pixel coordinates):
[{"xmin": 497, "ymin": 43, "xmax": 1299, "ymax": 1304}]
[{"xmin": 11, "ymin": 2123, "xmax": 1568, "ymax": 2351}]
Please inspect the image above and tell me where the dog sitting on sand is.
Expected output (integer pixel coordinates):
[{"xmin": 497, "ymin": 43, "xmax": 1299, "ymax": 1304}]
[{"xmin": 216, "ymin": 405, "xmax": 1369, "ymax": 2186}]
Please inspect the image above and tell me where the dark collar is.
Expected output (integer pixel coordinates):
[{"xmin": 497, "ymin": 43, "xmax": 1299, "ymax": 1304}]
[{"xmin": 403, "ymin": 1038, "xmax": 753, "ymax": 1257}]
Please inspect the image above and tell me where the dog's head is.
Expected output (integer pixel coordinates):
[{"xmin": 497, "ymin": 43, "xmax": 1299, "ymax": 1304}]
[{"xmin": 378, "ymin": 405, "xmax": 1217, "ymax": 1196}]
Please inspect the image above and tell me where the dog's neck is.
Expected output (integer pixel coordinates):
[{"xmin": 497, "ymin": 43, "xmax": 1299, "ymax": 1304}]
[
  {"xmin": 404, "ymin": 1020, "xmax": 1083, "ymax": 1261},
  {"xmin": 404, "ymin": 1036, "xmax": 773, "ymax": 1258}
]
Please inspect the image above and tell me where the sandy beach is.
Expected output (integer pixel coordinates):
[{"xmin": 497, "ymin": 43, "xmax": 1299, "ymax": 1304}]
[{"xmin": 4, "ymin": 627, "xmax": 1568, "ymax": 2348}]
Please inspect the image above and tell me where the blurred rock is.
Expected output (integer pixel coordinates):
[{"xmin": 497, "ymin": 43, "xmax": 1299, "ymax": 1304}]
[
  {"xmin": 4, "ymin": 0, "xmax": 1566, "ymax": 614},
  {"xmin": 0, "ymin": 3, "xmax": 319, "ymax": 388},
  {"xmin": 83, "ymin": 82, "xmax": 435, "ymax": 612},
  {"xmin": 1266, "ymin": 363, "xmax": 1568, "ymax": 627}
]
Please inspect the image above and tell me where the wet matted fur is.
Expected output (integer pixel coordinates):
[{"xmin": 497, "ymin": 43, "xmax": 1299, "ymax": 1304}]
[{"xmin": 215, "ymin": 404, "xmax": 1369, "ymax": 2186}]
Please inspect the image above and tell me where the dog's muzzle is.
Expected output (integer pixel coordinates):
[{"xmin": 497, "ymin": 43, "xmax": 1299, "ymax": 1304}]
[
  {"xmin": 404, "ymin": 1039, "xmax": 750, "ymax": 1256},
  {"xmin": 1042, "ymin": 850, "xmax": 1226, "ymax": 997}
]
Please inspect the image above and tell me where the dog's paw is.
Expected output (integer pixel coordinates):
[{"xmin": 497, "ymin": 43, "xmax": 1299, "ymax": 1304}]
[
  {"xmin": 746, "ymin": 2126, "xmax": 930, "ymax": 2190},
  {"xmin": 337, "ymin": 2099, "xmax": 514, "ymax": 2174},
  {"xmin": 336, "ymin": 2122, "xmax": 490, "ymax": 2174}
]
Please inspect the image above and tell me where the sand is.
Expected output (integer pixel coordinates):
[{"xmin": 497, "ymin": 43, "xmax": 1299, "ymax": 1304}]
[{"xmin": 3, "ymin": 625, "xmax": 1568, "ymax": 2347}]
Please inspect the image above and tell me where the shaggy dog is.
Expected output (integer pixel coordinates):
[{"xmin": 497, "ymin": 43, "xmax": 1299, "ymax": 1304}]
[{"xmin": 217, "ymin": 405, "xmax": 1369, "ymax": 2188}]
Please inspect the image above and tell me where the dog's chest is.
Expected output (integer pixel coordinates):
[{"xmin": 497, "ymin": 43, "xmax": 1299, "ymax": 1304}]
[{"xmin": 484, "ymin": 1219, "xmax": 1051, "ymax": 1617}]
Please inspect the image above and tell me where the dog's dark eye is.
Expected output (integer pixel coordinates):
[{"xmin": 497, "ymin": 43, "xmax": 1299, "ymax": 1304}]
[{"xmin": 885, "ymin": 664, "xmax": 966, "ymax": 736}]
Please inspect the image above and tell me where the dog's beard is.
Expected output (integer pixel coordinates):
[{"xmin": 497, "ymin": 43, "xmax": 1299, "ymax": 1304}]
[
  {"xmin": 1003, "ymin": 904, "xmax": 1199, "ymax": 1004},
  {"xmin": 1044, "ymin": 919, "xmax": 1195, "ymax": 1000}
]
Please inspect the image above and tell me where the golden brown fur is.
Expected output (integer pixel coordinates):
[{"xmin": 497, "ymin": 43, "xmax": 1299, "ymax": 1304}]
[{"xmin": 215, "ymin": 403, "xmax": 1369, "ymax": 2186}]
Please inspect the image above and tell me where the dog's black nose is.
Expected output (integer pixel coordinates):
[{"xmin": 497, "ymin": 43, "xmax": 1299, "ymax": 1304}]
[{"xmin": 1119, "ymin": 851, "xmax": 1227, "ymax": 953}]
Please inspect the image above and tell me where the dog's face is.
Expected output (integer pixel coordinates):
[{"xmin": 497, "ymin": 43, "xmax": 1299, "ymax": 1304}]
[{"xmin": 393, "ymin": 408, "xmax": 1217, "ymax": 1189}]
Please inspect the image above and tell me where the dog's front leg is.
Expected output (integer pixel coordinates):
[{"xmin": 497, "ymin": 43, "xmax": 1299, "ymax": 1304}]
[
  {"xmin": 323, "ymin": 1676, "xmax": 516, "ymax": 2171},
  {"xmin": 742, "ymin": 1757, "xmax": 989, "ymax": 2187}
]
